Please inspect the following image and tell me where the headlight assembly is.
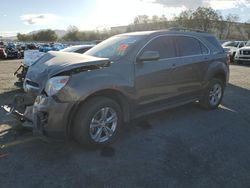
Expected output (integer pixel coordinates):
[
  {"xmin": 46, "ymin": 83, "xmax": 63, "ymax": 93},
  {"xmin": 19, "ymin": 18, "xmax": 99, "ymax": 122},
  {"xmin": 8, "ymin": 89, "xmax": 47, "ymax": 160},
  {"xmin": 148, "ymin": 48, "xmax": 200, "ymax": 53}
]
[{"xmin": 45, "ymin": 76, "xmax": 70, "ymax": 96}]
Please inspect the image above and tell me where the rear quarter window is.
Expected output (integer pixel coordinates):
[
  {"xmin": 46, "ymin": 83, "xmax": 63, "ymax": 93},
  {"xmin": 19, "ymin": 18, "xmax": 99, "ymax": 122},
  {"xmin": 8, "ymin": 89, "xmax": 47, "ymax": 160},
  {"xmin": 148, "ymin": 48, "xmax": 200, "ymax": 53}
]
[
  {"xmin": 203, "ymin": 36, "xmax": 224, "ymax": 54},
  {"xmin": 176, "ymin": 36, "xmax": 206, "ymax": 56}
]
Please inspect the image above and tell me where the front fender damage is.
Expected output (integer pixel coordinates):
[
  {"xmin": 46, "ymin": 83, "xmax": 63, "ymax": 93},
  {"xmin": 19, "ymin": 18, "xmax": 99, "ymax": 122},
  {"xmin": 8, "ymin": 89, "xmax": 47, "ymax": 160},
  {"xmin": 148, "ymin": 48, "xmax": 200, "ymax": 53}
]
[{"xmin": 2, "ymin": 93, "xmax": 72, "ymax": 138}]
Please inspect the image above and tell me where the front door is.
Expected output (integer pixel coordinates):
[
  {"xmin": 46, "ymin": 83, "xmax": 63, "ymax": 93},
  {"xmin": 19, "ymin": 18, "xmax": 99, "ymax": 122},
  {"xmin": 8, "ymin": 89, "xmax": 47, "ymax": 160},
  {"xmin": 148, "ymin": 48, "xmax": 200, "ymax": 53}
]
[{"xmin": 135, "ymin": 35, "xmax": 178, "ymax": 106}]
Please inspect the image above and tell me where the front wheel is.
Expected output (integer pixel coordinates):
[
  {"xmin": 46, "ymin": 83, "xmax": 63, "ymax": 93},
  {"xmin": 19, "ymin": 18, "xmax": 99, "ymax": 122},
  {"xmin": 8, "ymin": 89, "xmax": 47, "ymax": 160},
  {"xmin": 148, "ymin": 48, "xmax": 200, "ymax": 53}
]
[
  {"xmin": 200, "ymin": 78, "xmax": 224, "ymax": 110},
  {"xmin": 73, "ymin": 97, "xmax": 122, "ymax": 146}
]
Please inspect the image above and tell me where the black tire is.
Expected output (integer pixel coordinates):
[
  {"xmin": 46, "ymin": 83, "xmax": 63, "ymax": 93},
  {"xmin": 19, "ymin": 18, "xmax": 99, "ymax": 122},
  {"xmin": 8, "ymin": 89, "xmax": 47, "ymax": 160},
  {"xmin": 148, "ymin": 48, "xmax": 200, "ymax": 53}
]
[
  {"xmin": 200, "ymin": 78, "xmax": 224, "ymax": 110},
  {"xmin": 73, "ymin": 97, "xmax": 122, "ymax": 146}
]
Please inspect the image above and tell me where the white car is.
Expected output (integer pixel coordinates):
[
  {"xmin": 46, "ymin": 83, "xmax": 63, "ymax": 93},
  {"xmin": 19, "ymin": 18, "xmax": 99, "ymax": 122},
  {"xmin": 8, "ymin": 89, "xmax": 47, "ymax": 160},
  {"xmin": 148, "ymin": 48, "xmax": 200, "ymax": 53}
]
[
  {"xmin": 234, "ymin": 41, "xmax": 250, "ymax": 64},
  {"xmin": 222, "ymin": 41, "xmax": 246, "ymax": 60}
]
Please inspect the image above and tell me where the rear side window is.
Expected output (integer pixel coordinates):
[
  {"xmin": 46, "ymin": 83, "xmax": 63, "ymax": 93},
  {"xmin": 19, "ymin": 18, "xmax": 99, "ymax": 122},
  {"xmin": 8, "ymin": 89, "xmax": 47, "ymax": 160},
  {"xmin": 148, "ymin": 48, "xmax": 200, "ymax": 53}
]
[
  {"xmin": 176, "ymin": 36, "xmax": 207, "ymax": 57},
  {"xmin": 204, "ymin": 36, "xmax": 223, "ymax": 54},
  {"xmin": 200, "ymin": 42, "xmax": 209, "ymax": 54},
  {"xmin": 142, "ymin": 36, "xmax": 176, "ymax": 59}
]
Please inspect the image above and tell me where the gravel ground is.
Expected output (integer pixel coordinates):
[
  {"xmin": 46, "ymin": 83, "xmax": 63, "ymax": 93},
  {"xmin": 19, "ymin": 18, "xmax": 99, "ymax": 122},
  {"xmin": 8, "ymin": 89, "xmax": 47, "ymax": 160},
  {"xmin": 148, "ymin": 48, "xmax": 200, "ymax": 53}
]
[{"xmin": 0, "ymin": 60, "xmax": 250, "ymax": 188}]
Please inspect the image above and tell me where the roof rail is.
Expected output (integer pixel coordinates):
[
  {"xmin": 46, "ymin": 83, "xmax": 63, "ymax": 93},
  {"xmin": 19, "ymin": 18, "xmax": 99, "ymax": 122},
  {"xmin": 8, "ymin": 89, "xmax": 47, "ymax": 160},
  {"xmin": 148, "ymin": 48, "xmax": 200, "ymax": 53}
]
[{"xmin": 168, "ymin": 27, "xmax": 207, "ymax": 33}]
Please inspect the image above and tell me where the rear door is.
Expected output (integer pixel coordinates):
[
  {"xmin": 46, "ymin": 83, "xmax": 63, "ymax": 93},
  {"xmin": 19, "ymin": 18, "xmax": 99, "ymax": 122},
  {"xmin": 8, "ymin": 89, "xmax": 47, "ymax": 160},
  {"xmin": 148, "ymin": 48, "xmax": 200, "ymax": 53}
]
[
  {"xmin": 135, "ymin": 35, "xmax": 178, "ymax": 105},
  {"xmin": 173, "ymin": 36, "xmax": 210, "ymax": 97}
]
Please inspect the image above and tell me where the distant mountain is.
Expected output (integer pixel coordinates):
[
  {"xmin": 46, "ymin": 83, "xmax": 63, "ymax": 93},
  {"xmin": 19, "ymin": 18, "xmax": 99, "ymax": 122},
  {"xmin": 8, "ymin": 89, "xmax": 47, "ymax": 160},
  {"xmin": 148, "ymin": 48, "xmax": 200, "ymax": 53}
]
[
  {"xmin": 1, "ymin": 36, "xmax": 17, "ymax": 41},
  {"xmin": 28, "ymin": 29, "xmax": 67, "ymax": 37},
  {"xmin": 0, "ymin": 29, "xmax": 67, "ymax": 41}
]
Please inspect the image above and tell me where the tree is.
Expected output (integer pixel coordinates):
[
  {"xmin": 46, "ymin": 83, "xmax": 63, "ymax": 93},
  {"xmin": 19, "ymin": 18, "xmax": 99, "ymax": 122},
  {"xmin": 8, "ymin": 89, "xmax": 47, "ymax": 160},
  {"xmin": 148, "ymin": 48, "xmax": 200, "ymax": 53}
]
[
  {"xmin": 174, "ymin": 9, "xmax": 194, "ymax": 28},
  {"xmin": 32, "ymin": 30, "xmax": 58, "ymax": 41},
  {"xmin": 225, "ymin": 14, "xmax": 239, "ymax": 39},
  {"xmin": 191, "ymin": 7, "xmax": 219, "ymax": 31},
  {"xmin": 63, "ymin": 25, "xmax": 80, "ymax": 41},
  {"xmin": 245, "ymin": 21, "xmax": 250, "ymax": 40},
  {"xmin": 17, "ymin": 33, "xmax": 33, "ymax": 41},
  {"xmin": 152, "ymin": 15, "xmax": 160, "ymax": 23},
  {"xmin": 216, "ymin": 15, "xmax": 227, "ymax": 39},
  {"xmin": 159, "ymin": 14, "xmax": 167, "ymax": 22},
  {"xmin": 134, "ymin": 15, "xmax": 149, "ymax": 24}
]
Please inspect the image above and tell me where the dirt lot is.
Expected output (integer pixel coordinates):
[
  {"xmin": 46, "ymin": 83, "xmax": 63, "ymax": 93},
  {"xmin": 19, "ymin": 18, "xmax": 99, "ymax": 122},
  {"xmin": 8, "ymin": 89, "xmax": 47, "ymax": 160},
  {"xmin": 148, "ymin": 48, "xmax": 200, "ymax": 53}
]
[{"xmin": 0, "ymin": 59, "xmax": 250, "ymax": 188}]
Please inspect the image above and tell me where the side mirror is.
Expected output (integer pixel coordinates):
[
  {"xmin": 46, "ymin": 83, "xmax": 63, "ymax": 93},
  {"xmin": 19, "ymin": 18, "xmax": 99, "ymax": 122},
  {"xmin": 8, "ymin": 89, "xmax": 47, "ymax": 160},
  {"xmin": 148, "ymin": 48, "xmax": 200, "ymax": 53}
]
[{"xmin": 137, "ymin": 51, "xmax": 160, "ymax": 62}]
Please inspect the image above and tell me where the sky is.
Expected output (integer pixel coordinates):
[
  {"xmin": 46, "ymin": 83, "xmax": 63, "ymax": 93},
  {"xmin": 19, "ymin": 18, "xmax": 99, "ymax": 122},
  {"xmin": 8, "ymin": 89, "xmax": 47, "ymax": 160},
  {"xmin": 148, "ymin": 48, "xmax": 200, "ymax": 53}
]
[{"xmin": 0, "ymin": 0, "xmax": 250, "ymax": 37}]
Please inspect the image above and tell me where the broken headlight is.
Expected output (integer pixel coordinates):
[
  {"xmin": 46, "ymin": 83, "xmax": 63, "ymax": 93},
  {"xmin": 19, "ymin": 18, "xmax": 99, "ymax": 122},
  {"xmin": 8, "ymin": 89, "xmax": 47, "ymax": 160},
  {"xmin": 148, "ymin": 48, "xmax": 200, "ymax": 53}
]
[{"xmin": 45, "ymin": 76, "xmax": 69, "ymax": 96}]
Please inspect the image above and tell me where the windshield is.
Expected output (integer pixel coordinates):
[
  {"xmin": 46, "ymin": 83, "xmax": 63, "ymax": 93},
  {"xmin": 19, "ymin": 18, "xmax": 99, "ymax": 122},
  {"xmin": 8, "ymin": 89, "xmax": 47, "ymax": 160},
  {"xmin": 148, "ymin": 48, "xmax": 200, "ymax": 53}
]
[
  {"xmin": 85, "ymin": 35, "xmax": 141, "ymax": 60},
  {"xmin": 61, "ymin": 45, "xmax": 93, "ymax": 52},
  {"xmin": 246, "ymin": 41, "xmax": 250, "ymax": 46},
  {"xmin": 223, "ymin": 41, "xmax": 239, "ymax": 47}
]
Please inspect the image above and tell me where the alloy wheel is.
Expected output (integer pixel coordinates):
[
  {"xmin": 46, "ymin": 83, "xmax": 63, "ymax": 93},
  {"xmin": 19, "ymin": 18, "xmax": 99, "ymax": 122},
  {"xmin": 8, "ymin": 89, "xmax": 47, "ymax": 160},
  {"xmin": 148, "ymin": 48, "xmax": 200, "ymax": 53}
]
[{"xmin": 89, "ymin": 107, "xmax": 118, "ymax": 143}]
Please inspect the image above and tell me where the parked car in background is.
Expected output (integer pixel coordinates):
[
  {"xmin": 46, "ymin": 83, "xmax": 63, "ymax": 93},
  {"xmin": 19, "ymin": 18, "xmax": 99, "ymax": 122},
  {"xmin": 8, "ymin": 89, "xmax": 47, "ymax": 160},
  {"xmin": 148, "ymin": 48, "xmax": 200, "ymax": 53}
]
[
  {"xmin": 0, "ymin": 41, "xmax": 5, "ymax": 48},
  {"xmin": 222, "ymin": 41, "xmax": 246, "ymax": 62},
  {"xmin": 61, "ymin": 44, "xmax": 95, "ymax": 54},
  {"xmin": 4, "ymin": 29, "xmax": 229, "ymax": 146},
  {"xmin": 14, "ymin": 50, "xmax": 46, "ymax": 87},
  {"xmin": 0, "ymin": 48, "xmax": 7, "ymax": 59},
  {"xmin": 52, "ymin": 43, "xmax": 64, "ymax": 51},
  {"xmin": 6, "ymin": 47, "xmax": 22, "ymax": 59},
  {"xmin": 26, "ymin": 43, "xmax": 37, "ymax": 50},
  {"xmin": 7, "ymin": 42, "xmax": 16, "ymax": 49},
  {"xmin": 39, "ymin": 43, "xmax": 64, "ymax": 52},
  {"xmin": 14, "ymin": 45, "xmax": 94, "ymax": 86},
  {"xmin": 39, "ymin": 44, "xmax": 52, "ymax": 52},
  {"xmin": 234, "ymin": 40, "xmax": 250, "ymax": 64}
]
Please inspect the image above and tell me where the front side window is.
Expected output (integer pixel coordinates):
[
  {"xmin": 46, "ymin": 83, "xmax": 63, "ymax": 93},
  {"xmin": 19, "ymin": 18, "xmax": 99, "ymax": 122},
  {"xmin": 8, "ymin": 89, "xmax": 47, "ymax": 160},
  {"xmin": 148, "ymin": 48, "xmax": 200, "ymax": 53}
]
[
  {"xmin": 142, "ymin": 36, "xmax": 176, "ymax": 59},
  {"xmin": 176, "ymin": 36, "xmax": 205, "ymax": 56}
]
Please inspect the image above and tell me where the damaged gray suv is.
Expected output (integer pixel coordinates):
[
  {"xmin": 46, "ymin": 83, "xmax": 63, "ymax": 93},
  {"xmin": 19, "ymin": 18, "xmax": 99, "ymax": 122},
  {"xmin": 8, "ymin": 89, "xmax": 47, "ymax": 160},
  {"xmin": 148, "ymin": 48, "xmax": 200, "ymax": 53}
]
[{"xmin": 5, "ymin": 29, "xmax": 230, "ymax": 146}]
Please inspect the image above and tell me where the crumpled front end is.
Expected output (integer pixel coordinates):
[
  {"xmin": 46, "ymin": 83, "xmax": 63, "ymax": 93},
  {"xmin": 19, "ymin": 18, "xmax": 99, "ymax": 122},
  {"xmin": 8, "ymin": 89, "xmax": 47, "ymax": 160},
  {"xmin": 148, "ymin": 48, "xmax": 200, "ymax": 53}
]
[
  {"xmin": 3, "ymin": 52, "xmax": 111, "ymax": 138},
  {"xmin": 2, "ymin": 94, "xmax": 74, "ymax": 138}
]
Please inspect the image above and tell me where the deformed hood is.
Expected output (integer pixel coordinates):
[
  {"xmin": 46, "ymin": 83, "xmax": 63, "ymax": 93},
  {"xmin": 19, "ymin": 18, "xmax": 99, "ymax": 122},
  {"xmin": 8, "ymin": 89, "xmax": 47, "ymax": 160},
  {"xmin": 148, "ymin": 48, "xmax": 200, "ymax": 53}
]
[{"xmin": 25, "ymin": 51, "xmax": 110, "ymax": 93}]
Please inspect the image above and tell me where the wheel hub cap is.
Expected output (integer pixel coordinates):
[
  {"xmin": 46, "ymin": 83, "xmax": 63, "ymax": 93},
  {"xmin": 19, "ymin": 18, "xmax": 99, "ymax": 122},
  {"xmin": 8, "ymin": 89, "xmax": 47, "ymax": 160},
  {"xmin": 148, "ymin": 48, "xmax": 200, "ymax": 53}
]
[
  {"xmin": 209, "ymin": 83, "xmax": 222, "ymax": 106},
  {"xmin": 89, "ymin": 107, "xmax": 118, "ymax": 143}
]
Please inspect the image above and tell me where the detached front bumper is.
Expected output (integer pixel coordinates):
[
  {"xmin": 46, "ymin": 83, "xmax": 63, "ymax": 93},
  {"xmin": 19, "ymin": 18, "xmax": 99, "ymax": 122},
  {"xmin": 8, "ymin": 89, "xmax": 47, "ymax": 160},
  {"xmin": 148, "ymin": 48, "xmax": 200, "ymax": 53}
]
[
  {"xmin": 33, "ymin": 95, "xmax": 74, "ymax": 137},
  {"xmin": 2, "ymin": 94, "xmax": 74, "ymax": 138}
]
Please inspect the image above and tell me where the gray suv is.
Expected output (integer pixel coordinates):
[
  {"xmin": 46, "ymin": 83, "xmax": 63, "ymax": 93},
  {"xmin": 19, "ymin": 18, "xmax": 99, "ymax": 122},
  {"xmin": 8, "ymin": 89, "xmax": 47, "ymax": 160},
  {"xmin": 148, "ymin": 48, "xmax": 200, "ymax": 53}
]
[{"xmin": 6, "ymin": 29, "xmax": 230, "ymax": 146}]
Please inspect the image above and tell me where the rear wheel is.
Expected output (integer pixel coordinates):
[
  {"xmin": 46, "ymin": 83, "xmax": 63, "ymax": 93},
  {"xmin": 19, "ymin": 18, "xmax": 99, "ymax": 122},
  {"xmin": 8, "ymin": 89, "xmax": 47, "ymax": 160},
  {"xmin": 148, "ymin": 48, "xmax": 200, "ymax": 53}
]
[
  {"xmin": 73, "ymin": 97, "xmax": 122, "ymax": 146},
  {"xmin": 200, "ymin": 78, "xmax": 224, "ymax": 110}
]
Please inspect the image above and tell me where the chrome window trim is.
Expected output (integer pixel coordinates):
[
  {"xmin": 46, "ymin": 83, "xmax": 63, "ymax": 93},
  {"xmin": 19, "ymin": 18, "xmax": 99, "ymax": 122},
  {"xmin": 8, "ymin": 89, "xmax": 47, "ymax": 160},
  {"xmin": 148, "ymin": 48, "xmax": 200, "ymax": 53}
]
[{"xmin": 135, "ymin": 34, "xmax": 211, "ymax": 63}]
